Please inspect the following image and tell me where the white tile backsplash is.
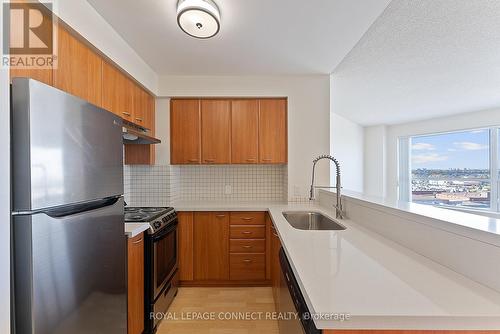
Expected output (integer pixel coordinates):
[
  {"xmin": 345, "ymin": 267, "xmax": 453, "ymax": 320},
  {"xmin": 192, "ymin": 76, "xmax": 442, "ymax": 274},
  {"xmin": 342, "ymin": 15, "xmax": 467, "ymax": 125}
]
[
  {"xmin": 124, "ymin": 165, "xmax": 172, "ymax": 206},
  {"xmin": 173, "ymin": 165, "xmax": 286, "ymax": 202},
  {"xmin": 124, "ymin": 164, "xmax": 287, "ymax": 206}
]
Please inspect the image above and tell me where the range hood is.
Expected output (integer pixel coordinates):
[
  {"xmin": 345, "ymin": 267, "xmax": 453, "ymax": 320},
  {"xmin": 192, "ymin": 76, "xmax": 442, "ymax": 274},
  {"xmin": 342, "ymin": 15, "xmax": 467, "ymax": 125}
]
[{"xmin": 122, "ymin": 122, "xmax": 161, "ymax": 145}]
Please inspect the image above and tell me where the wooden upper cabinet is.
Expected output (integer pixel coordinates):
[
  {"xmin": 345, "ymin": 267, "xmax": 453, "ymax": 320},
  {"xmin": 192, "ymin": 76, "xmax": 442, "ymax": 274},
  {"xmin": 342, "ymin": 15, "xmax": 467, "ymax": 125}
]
[
  {"xmin": 102, "ymin": 62, "xmax": 134, "ymax": 122},
  {"xmin": 54, "ymin": 26, "xmax": 102, "ymax": 107},
  {"xmin": 201, "ymin": 100, "xmax": 231, "ymax": 164},
  {"xmin": 259, "ymin": 99, "xmax": 287, "ymax": 164},
  {"xmin": 170, "ymin": 99, "xmax": 201, "ymax": 164},
  {"xmin": 193, "ymin": 212, "xmax": 230, "ymax": 281},
  {"xmin": 132, "ymin": 88, "xmax": 152, "ymax": 130},
  {"xmin": 10, "ymin": 68, "xmax": 53, "ymax": 86},
  {"xmin": 231, "ymin": 100, "xmax": 259, "ymax": 164}
]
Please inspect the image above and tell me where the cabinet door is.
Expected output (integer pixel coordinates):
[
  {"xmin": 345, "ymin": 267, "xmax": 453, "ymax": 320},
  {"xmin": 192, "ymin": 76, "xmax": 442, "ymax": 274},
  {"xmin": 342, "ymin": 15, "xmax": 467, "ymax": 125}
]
[
  {"xmin": 259, "ymin": 99, "xmax": 287, "ymax": 164},
  {"xmin": 123, "ymin": 77, "xmax": 135, "ymax": 123},
  {"xmin": 102, "ymin": 62, "xmax": 126, "ymax": 117},
  {"xmin": 132, "ymin": 85, "xmax": 146, "ymax": 128},
  {"xmin": 170, "ymin": 99, "xmax": 201, "ymax": 164},
  {"xmin": 127, "ymin": 233, "xmax": 145, "ymax": 334},
  {"xmin": 54, "ymin": 26, "xmax": 102, "ymax": 106},
  {"xmin": 231, "ymin": 100, "xmax": 259, "ymax": 164},
  {"xmin": 271, "ymin": 222, "xmax": 281, "ymax": 310},
  {"xmin": 201, "ymin": 100, "xmax": 231, "ymax": 164},
  {"xmin": 102, "ymin": 62, "xmax": 134, "ymax": 122},
  {"xmin": 193, "ymin": 212, "xmax": 229, "ymax": 280},
  {"xmin": 124, "ymin": 91, "xmax": 155, "ymax": 165},
  {"xmin": 177, "ymin": 212, "xmax": 194, "ymax": 281}
]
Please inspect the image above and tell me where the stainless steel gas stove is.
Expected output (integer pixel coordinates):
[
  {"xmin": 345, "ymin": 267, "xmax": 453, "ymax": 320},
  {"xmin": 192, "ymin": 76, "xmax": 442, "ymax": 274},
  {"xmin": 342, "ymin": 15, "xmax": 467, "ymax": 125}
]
[{"xmin": 124, "ymin": 206, "xmax": 178, "ymax": 333}]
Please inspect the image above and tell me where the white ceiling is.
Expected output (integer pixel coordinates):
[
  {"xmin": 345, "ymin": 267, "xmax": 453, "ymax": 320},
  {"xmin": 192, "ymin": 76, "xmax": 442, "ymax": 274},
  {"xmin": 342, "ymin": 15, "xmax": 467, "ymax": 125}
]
[
  {"xmin": 87, "ymin": 0, "xmax": 391, "ymax": 75},
  {"xmin": 332, "ymin": 0, "xmax": 500, "ymax": 126}
]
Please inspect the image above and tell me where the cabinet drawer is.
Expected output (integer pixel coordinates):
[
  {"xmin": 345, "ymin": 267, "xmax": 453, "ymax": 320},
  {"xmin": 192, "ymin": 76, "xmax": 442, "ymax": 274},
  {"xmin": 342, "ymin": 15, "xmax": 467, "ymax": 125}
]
[
  {"xmin": 230, "ymin": 225, "xmax": 265, "ymax": 239},
  {"xmin": 230, "ymin": 254, "xmax": 266, "ymax": 280},
  {"xmin": 230, "ymin": 212, "xmax": 265, "ymax": 225},
  {"xmin": 230, "ymin": 239, "xmax": 265, "ymax": 253}
]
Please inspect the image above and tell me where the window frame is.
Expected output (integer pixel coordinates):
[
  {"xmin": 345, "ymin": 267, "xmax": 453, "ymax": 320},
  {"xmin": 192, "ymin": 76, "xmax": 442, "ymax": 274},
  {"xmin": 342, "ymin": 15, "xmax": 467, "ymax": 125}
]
[{"xmin": 398, "ymin": 127, "xmax": 500, "ymax": 213}]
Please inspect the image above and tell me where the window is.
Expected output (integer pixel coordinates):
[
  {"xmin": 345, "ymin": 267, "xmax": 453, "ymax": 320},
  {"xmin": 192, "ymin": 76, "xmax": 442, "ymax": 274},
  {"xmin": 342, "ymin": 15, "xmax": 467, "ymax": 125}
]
[{"xmin": 399, "ymin": 128, "xmax": 500, "ymax": 212}]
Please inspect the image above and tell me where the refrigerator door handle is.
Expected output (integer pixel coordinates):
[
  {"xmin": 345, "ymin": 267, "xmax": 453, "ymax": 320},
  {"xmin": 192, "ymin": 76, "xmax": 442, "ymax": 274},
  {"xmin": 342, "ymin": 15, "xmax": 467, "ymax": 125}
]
[{"xmin": 12, "ymin": 196, "xmax": 122, "ymax": 218}]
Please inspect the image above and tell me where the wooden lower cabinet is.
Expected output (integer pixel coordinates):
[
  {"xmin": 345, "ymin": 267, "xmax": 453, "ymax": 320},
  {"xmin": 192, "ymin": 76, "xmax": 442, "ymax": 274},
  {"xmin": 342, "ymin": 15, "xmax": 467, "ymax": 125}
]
[
  {"xmin": 270, "ymin": 217, "xmax": 282, "ymax": 311},
  {"xmin": 127, "ymin": 233, "xmax": 144, "ymax": 334},
  {"xmin": 193, "ymin": 212, "xmax": 230, "ymax": 281},
  {"xmin": 178, "ymin": 211, "xmax": 270, "ymax": 286}
]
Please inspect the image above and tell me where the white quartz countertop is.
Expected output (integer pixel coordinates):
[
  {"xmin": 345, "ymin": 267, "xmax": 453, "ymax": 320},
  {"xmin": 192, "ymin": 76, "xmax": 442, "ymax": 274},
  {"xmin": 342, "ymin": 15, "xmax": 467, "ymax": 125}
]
[
  {"xmin": 173, "ymin": 200, "xmax": 500, "ymax": 330},
  {"xmin": 124, "ymin": 222, "xmax": 150, "ymax": 238}
]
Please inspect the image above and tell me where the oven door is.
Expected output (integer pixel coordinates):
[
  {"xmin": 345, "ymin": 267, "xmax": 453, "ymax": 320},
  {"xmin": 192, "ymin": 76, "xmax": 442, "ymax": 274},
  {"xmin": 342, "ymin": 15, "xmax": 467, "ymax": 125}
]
[{"xmin": 152, "ymin": 220, "xmax": 178, "ymax": 299}]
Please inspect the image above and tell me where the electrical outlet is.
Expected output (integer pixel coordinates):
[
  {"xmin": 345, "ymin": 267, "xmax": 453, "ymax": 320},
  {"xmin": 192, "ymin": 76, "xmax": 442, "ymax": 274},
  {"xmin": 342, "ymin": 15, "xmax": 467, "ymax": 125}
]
[
  {"xmin": 224, "ymin": 185, "xmax": 232, "ymax": 194},
  {"xmin": 293, "ymin": 185, "xmax": 301, "ymax": 196}
]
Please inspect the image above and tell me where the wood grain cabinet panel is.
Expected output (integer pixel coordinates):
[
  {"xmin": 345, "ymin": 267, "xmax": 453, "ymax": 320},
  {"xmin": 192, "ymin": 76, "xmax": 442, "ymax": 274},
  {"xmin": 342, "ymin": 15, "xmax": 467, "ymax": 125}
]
[
  {"xmin": 270, "ymin": 221, "xmax": 281, "ymax": 310},
  {"xmin": 54, "ymin": 26, "xmax": 102, "ymax": 107},
  {"xmin": 102, "ymin": 61, "xmax": 127, "ymax": 117},
  {"xmin": 177, "ymin": 212, "xmax": 194, "ymax": 281},
  {"xmin": 259, "ymin": 99, "xmax": 287, "ymax": 164},
  {"xmin": 10, "ymin": 68, "xmax": 53, "ymax": 86},
  {"xmin": 127, "ymin": 233, "xmax": 145, "ymax": 334},
  {"xmin": 201, "ymin": 100, "xmax": 231, "ymax": 164},
  {"xmin": 230, "ymin": 212, "xmax": 265, "ymax": 225},
  {"xmin": 229, "ymin": 254, "xmax": 266, "ymax": 281},
  {"xmin": 231, "ymin": 100, "xmax": 259, "ymax": 164},
  {"xmin": 193, "ymin": 212, "xmax": 230, "ymax": 280},
  {"xmin": 230, "ymin": 239, "xmax": 266, "ymax": 253},
  {"xmin": 170, "ymin": 99, "xmax": 201, "ymax": 164},
  {"xmin": 230, "ymin": 225, "xmax": 266, "ymax": 239}
]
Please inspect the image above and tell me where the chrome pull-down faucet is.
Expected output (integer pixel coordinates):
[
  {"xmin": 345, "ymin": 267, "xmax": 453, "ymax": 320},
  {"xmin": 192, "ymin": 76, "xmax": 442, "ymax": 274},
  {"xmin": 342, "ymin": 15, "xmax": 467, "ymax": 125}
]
[{"xmin": 309, "ymin": 155, "xmax": 344, "ymax": 219}]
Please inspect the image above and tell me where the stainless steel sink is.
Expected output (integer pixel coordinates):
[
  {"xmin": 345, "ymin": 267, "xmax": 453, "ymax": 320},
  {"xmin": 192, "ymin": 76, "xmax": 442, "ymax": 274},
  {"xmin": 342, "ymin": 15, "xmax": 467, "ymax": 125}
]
[{"xmin": 282, "ymin": 211, "xmax": 346, "ymax": 231}]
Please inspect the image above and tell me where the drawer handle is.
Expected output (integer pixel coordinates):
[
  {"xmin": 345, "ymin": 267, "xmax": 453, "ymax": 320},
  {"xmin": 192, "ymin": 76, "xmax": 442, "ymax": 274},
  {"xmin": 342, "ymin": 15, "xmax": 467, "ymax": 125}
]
[
  {"xmin": 215, "ymin": 214, "xmax": 226, "ymax": 218},
  {"xmin": 242, "ymin": 245, "xmax": 252, "ymax": 249},
  {"xmin": 241, "ymin": 217, "xmax": 254, "ymax": 221},
  {"xmin": 132, "ymin": 238, "xmax": 143, "ymax": 244},
  {"xmin": 187, "ymin": 159, "xmax": 199, "ymax": 163},
  {"xmin": 241, "ymin": 231, "xmax": 252, "ymax": 235},
  {"xmin": 135, "ymin": 117, "xmax": 143, "ymax": 122},
  {"xmin": 262, "ymin": 158, "xmax": 272, "ymax": 162},
  {"xmin": 246, "ymin": 158, "xmax": 256, "ymax": 162},
  {"xmin": 122, "ymin": 112, "xmax": 131, "ymax": 116},
  {"xmin": 204, "ymin": 158, "xmax": 215, "ymax": 162},
  {"xmin": 243, "ymin": 259, "xmax": 252, "ymax": 263}
]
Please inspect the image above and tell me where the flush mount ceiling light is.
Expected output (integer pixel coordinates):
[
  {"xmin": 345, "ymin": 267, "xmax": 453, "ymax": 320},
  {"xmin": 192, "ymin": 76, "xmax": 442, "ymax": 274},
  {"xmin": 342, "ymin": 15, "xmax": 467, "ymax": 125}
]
[{"xmin": 177, "ymin": 0, "xmax": 221, "ymax": 39}]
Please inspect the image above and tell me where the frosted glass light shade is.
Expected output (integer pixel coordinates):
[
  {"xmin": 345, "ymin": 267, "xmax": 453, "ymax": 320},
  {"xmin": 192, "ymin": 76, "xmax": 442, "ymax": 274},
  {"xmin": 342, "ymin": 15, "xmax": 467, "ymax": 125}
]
[{"xmin": 177, "ymin": 0, "xmax": 220, "ymax": 39}]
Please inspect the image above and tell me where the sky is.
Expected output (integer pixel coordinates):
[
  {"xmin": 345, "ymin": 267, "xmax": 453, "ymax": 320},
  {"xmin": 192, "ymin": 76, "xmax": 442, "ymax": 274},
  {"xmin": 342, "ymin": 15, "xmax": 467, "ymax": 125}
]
[{"xmin": 411, "ymin": 129, "xmax": 490, "ymax": 169}]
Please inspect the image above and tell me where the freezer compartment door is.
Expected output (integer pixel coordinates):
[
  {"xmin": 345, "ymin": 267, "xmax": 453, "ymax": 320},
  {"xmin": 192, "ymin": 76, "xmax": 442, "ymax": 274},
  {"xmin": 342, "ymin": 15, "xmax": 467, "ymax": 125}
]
[
  {"xmin": 11, "ymin": 78, "xmax": 124, "ymax": 211},
  {"xmin": 12, "ymin": 197, "xmax": 127, "ymax": 334}
]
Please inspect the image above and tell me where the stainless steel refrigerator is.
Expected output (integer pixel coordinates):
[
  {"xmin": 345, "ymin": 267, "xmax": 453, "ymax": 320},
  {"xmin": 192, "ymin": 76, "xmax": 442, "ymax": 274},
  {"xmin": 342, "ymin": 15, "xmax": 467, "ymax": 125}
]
[{"xmin": 11, "ymin": 78, "xmax": 127, "ymax": 334}]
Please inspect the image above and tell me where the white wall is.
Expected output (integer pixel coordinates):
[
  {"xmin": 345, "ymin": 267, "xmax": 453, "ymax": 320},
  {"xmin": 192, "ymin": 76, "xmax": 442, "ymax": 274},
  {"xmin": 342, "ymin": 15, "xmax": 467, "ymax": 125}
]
[
  {"xmin": 51, "ymin": 0, "xmax": 158, "ymax": 93},
  {"xmin": 0, "ymin": 2, "xmax": 11, "ymax": 332},
  {"xmin": 330, "ymin": 76, "xmax": 365, "ymax": 192},
  {"xmin": 157, "ymin": 75, "xmax": 331, "ymax": 200},
  {"xmin": 365, "ymin": 108, "xmax": 500, "ymax": 200},
  {"xmin": 363, "ymin": 125, "xmax": 387, "ymax": 197},
  {"xmin": 330, "ymin": 113, "xmax": 364, "ymax": 192}
]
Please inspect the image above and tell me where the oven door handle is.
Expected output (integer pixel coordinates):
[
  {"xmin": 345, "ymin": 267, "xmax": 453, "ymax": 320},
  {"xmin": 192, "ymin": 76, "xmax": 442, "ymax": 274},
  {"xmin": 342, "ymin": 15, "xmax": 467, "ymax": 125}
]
[{"xmin": 152, "ymin": 220, "xmax": 178, "ymax": 241}]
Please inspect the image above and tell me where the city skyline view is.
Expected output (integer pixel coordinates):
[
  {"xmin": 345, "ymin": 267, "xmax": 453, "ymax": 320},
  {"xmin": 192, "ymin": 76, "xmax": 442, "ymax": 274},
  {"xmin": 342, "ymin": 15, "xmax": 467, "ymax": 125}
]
[{"xmin": 411, "ymin": 129, "xmax": 490, "ymax": 170}]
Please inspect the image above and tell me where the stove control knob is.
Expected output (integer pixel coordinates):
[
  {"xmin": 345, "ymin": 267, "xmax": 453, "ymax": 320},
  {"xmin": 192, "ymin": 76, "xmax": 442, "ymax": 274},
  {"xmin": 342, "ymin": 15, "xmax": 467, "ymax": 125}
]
[{"xmin": 153, "ymin": 221, "xmax": 161, "ymax": 229}]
